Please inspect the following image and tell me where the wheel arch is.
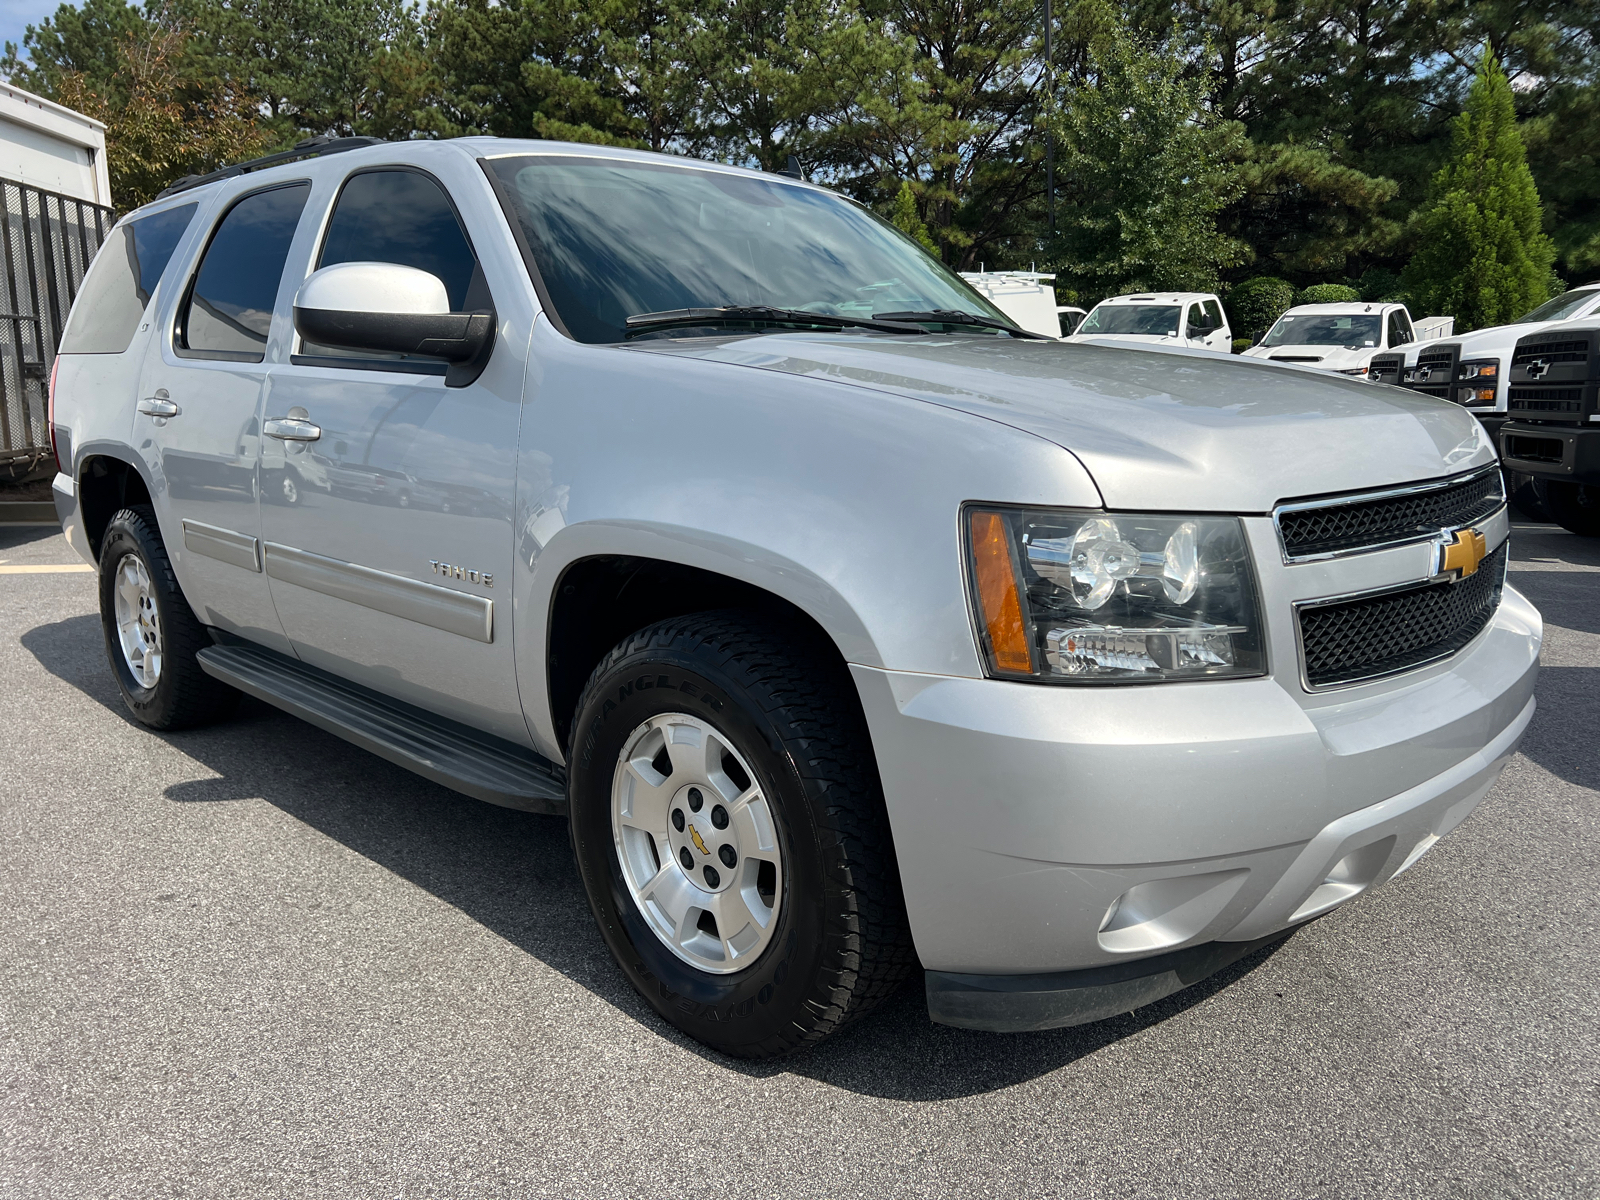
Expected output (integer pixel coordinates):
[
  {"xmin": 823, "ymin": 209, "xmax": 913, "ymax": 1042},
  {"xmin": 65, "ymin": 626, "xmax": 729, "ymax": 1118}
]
[
  {"xmin": 535, "ymin": 531, "xmax": 880, "ymax": 758},
  {"xmin": 76, "ymin": 451, "xmax": 156, "ymax": 561}
]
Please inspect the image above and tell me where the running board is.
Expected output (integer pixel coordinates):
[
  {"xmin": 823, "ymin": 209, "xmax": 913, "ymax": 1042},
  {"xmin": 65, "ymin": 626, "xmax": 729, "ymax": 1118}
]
[{"xmin": 196, "ymin": 642, "xmax": 567, "ymax": 815}]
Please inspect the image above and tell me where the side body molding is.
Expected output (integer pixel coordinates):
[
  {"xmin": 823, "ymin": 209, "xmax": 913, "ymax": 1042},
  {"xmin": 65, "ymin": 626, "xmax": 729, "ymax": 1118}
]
[
  {"xmin": 263, "ymin": 542, "xmax": 494, "ymax": 643},
  {"xmin": 181, "ymin": 519, "xmax": 262, "ymax": 572}
]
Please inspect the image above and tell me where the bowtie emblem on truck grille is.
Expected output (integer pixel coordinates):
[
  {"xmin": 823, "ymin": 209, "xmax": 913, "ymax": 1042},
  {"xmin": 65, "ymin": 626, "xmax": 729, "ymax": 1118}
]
[
  {"xmin": 1434, "ymin": 527, "xmax": 1488, "ymax": 580},
  {"xmin": 1526, "ymin": 359, "xmax": 1550, "ymax": 380},
  {"xmin": 1415, "ymin": 365, "xmax": 1433, "ymax": 382},
  {"xmin": 430, "ymin": 561, "xmax": 493, "ymax": 587}
]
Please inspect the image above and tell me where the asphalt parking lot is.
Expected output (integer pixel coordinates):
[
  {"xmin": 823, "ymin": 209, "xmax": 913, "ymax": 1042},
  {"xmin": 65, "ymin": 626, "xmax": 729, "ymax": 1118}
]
[{"xmin": 1, "ymin": 520, "xmax": 1596, "ymax": 1199}]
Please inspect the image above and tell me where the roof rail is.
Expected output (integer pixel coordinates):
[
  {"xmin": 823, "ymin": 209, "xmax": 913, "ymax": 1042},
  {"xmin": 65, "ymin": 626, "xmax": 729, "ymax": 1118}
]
[{"xmin": 156, "ymin": 135, "xmax": 386, "ymax": 199}]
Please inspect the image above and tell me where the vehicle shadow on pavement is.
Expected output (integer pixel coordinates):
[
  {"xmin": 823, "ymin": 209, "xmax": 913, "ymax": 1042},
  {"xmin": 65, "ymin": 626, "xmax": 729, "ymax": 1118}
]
[{"xmin": 22, "ymin": 612, "xmax": 1292, "ymax": 1100}]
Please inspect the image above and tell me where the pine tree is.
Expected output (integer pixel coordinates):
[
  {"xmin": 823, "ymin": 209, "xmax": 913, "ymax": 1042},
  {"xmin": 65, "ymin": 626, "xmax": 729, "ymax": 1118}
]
[
  {"xmin": 889, "ymin": 180, "xmax": 937, "ymax": 253},
  {"xmin": 1401, "ymin": 48, "xmax": 1557, "ymax": 331}
]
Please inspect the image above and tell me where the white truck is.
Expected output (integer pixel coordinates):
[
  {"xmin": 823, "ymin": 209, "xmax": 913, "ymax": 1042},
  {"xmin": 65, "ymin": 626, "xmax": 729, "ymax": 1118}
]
[
  {"xmin": 1064, "ymin": 292, "xmax": 1233, "ymax": 353},
  {"xmin": 1241, "ymin": 302, "xmax": 1425, "ymax": 376},
  {"xmin": 1376, "ymin": 284, "xmax": 1600, "ymax": 436},
  {"xmin": 959, "ymin": 271, "xmax": 1084, "ymax": 338}
]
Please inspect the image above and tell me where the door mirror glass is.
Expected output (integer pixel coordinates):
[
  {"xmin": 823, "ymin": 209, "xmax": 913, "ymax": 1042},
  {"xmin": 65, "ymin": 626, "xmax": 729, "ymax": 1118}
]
[{"xmin": 293, "ymin": 262, "xmax": 493, "ymax": 384}]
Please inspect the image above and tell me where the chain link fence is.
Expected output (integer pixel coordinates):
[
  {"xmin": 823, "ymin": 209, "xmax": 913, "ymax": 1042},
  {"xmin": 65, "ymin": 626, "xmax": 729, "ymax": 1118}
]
[{"xmin": 0, "ymin": 177, "xmax": 115, "ymax": 481}]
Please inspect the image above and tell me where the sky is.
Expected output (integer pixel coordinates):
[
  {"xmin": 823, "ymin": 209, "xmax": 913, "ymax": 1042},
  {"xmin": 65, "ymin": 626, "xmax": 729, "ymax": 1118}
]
[{"xmin": 1, "ymin": 0, "xmax": 62, "ymax": 62}]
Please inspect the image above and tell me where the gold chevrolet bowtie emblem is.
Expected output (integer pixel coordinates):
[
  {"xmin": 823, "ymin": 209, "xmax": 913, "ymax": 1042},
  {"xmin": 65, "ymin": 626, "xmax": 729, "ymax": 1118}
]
[
  {"xmin": 689, "ymin": 826, "xmax": 709, "ymax": 855},
  {"xmin": 1437, "ymin": 527, "xmax": 1488, "ymax": 579}
]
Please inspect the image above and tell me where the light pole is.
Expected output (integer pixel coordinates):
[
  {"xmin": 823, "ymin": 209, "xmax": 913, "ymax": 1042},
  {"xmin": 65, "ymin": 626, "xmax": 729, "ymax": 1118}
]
[{"xmin": 1044, "ymin": 0, "xmax": 1055, "ymax": 233}]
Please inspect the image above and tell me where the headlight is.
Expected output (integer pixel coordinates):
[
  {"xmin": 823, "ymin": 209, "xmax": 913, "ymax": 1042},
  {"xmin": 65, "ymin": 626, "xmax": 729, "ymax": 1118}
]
[
  {"xmin": 1457, "ymin": 386, "xmax": 1496, "ymax": 406},
  {"xmin": 1336, "ymin": 367, "xmax": 1369, "ymax": 375},
  {"xmin": 1457, "ymin": 359, "xmax": 1498, "ymax": 380},
  {"xmin": 965, "ymin": 507, "xmax": 1265, "ymax": 684}
]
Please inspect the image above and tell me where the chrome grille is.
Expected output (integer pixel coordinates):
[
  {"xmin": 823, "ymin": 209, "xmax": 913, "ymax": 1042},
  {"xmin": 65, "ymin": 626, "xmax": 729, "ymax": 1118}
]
[
  {"xmin": 1275, "ymin": 468, "xmax": 1505, "ymax": 561},
  {"xmin": 1297, "ymin": 543, "xmax": 1507, "ymax": 688}
]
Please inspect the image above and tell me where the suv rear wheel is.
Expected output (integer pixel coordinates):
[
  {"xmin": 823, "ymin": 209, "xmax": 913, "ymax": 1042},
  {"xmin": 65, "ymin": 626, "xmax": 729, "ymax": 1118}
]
[
  {"xmin": 98, "ymin": 506, "xmax": 239, "ymax": 729},
  {"xmin": 1541, "ymin": 481, "xmax": 1600, "ymax": 537},
  {"xmin": 567, "ymin": 612, "xmax": 913, "ymax": 1057}
]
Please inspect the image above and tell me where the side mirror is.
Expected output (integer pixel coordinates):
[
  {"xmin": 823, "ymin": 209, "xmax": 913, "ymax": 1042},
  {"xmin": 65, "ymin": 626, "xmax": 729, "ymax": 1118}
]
[{"xmin": 293, "ymin": 262, "xmax": 494, "ymax": 387}]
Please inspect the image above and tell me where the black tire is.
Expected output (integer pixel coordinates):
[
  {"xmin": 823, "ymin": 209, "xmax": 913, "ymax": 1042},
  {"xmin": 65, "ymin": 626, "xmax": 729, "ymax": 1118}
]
[
  {"xmin": 1541, "ymin": 481, "xmax": 1600, "ymax": 537},
  {"xmin": 1507, "ymin": 472, "xmax": 1551, "ymax": 523},
  {"xmin": 98, "ymin": 505, "xmax": 239, "ymax": 730},
  {"xmin": 568, "ymin": 611, "xmax": 914, "ymax": 1058}
]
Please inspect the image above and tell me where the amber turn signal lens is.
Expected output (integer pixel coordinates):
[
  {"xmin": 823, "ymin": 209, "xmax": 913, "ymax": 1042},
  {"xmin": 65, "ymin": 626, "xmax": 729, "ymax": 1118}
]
[{"xmin": 968, "ymin": 510, "xmax": 1033, "ymax": 674}]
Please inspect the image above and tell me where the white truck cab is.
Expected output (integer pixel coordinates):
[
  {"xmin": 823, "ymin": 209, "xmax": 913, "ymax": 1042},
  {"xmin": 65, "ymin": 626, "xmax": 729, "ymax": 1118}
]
[
  {"xmin": 1066, "ymin": 292, "xmax": 1232, "ymax": 353},
  {"xmin": 1241, "ymin": 302, "xmax": 1418, "ymax": 375}
]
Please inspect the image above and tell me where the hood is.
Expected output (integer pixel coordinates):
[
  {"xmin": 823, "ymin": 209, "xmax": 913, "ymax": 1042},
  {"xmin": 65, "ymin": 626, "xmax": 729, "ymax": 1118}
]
[
  {"xmin": 1066, "ymin": 332, "xmax": 1183, "ymax": 347},
  {"xmin": 1241, "ymin": 343, "xmax": 1376, "ymax": 370},
  {"xmin": 636, "ymin": 333, "xmax": 1493, "ymax": 512},
  {"xmin": 1449, "ymin": 319, "xmax": 1549, "ymax": 360}
]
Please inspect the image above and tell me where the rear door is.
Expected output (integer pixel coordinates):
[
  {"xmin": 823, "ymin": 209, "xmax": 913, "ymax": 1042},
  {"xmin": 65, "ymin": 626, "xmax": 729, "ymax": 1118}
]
[
  {"xmin": 257, "ymin": 165, "xmax": 528, "ymax": 743},
  {"xmin": 135, "ymin": 182, "xmax": 312, "ymax": 654}
]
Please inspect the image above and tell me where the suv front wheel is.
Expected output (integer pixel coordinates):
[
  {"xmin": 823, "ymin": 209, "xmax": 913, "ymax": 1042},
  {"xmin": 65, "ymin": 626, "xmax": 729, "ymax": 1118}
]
[
  {"xmin": 97, "ymin": 506, "xmax": 239, "ymax": 729},
  {"xmin": 568, "ymin": 612, "xmax": 913, "ymax": 1057}
]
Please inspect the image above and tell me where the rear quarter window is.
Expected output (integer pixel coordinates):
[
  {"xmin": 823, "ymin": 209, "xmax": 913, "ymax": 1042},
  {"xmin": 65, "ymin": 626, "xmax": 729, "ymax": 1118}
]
[{"xmin": 58, "ymin": 203, "xmax": 198, "ymax": 354}]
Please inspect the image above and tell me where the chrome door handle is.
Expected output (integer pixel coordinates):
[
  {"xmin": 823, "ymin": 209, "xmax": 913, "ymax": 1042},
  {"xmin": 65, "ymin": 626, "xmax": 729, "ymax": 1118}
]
[
  {"xmin": 263, "ymin": 417, "xmax": 322, "ymax": 442},
  {"xmin": 137, "ymin": 397, "xmax": 180, "ymax": 418}
]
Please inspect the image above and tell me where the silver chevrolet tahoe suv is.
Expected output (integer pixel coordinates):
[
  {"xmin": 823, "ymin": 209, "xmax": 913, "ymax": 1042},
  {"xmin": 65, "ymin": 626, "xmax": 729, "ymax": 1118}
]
[{"xmin": 50, "ymin": 138, "xmax": 1542, "ymax": 1057}]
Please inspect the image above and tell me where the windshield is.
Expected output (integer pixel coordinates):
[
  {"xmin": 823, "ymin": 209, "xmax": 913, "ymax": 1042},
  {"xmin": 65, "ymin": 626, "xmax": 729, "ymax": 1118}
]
[
  {"xmin": 1518, "ymin": 289, "xmax": 1599, "ymax": 324},
  {"xmin": 488, "ymin": 155, "xmax": 1009, "ymax": 343},
  {"xmin": 1262, "ymin": 314, "xmax": 1381, "ymax": 348},
  {"xmin": 1077, "ymin": 304, "xmax": 1181, "ymax": 336}
]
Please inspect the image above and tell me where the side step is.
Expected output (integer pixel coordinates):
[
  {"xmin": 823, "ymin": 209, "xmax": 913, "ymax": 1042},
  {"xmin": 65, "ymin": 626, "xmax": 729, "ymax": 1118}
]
[{"xmin": 196, "ymin": 642, "xmax": 567, "ymax": 815}]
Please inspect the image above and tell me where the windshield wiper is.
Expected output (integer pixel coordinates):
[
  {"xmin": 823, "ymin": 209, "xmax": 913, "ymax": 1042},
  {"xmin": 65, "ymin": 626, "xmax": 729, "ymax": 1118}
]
[
  {"xmin": 871, "ymin": 309, "xmax": 1049, "ymax": 339},
  {"xmin": 624, "ymin": 306, "xmax": 927, "ymax": 337}
]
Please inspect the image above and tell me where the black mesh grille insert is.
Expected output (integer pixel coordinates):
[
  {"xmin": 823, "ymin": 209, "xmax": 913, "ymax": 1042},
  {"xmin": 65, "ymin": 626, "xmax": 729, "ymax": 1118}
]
[
  {"xmin": 1277, "ymin": 470, "xmax": 1505, "ymax": 559},
  {"xmin": 1299, "ymin": 543, "xmax": 1507, "ymax": 687}
]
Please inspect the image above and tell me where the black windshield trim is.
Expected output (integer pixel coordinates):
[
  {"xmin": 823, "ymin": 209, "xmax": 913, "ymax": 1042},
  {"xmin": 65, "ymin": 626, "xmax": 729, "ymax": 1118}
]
[
  {"xmin": 871, "ymin": 309, "xmax": 1044, "ymax": 339},
  {"xmin": 625, "ymin": 306, "xmax": 928, "ymax": 338}
]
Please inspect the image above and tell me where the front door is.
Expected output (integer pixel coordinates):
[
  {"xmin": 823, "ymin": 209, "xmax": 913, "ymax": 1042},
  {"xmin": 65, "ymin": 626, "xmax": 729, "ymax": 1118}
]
[
  {"xmin": 258, "ymin": 166, "xmax": 526, "ymax": 743},
  {"xmin": 136, "ymin": 182, "xmax": 312, "ymax": 656}
]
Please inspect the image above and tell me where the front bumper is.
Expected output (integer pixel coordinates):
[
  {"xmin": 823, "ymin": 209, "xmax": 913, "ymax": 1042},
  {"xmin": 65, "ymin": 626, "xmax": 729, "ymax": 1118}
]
[
  {"xmin": 852, "ymin": 581, "xmax": 1541, "ymax": 1014},
  {"xmin": 1499, "ymin": 423, "xmax": 1600, "ymax": 485}
]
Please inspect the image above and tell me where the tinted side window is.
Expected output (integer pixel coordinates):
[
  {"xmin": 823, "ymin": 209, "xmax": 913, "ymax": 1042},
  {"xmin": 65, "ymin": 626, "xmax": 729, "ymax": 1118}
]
[
  {"xmin": 59, "ymin": 203, "xmax": 197, "ymax": 354},
  {"xmin": 1203, "ymin": 299, "xmax": 1224, "ymax": 329},
  {"xmin": 1186, "ymin": 303, "xmax": 1205, "ymax": 333},
  {"xmin": 180, "ymin": 183, "xmax": 311, "ymax": 361},
  {"xmin": 317, "ymin": 170, "xmax": 486, "ymax": 311},
  {"xmin": 1387, "ymin": 310, "xmax": 1413, "ymax": 346}
]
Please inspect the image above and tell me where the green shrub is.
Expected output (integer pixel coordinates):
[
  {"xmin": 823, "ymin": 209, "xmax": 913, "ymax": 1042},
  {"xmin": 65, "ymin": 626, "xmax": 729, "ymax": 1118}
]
[
  {"xmin": 1232, "ymin": 337, "xmax": 1253, "ymax": 354},
  {"xmin": 1296, "ymin": 283, "xmax": 1361, "ymax": 305},
  {"xmin": 1226, "ymin": 276, "xmax": 1294, "ymax": 339}
]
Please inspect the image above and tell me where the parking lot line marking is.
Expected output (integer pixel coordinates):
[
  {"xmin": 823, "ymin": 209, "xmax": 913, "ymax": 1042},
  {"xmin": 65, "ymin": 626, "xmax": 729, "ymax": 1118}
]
[{"xmin": 0, "ymin": 564, "xmax": 94, "ymax": 574}]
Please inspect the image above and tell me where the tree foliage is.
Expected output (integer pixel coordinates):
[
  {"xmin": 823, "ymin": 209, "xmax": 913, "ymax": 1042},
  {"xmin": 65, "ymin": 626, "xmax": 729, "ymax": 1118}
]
[
  {"xmin": 1047, "ymin": 17, "xmax": 1245, "ymax": 298},
  {"xmin": 1401, "ymin": 48, "xmax": 1557, "ymax": 331},
  {"xmin": 0, "ymin": 0, "xmax": 1591, "ymax": 314},
  {"xmin": 54, "ymin": 19, "xmax": 270, "ymax": 206}
]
